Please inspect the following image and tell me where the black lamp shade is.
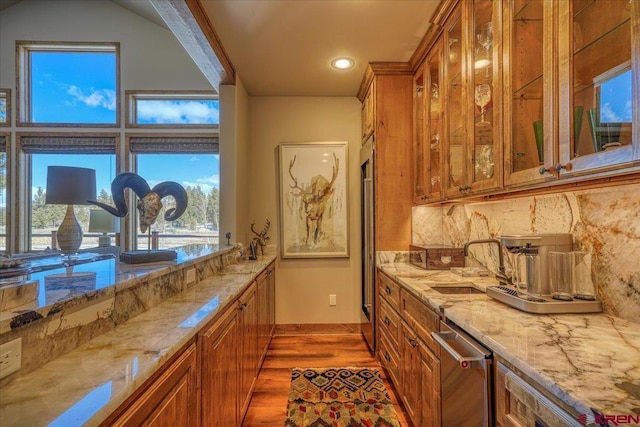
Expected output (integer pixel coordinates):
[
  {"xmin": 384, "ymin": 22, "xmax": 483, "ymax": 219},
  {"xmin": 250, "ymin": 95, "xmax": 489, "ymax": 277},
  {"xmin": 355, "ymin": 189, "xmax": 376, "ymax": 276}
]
[{"xmin": 45, "ymin": 166, "xmax": 97, "ymax": 205}]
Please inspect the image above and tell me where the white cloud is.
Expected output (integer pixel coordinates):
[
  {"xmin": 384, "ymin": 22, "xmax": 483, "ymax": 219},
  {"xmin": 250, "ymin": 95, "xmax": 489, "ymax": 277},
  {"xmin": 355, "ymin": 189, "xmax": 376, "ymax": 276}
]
[
  {"xmin": 66, "ymin": 85, "xmax": 116, "ymax": 111},
  {"xmin": 137, "ymin": 100, "xmax": 219, "ymax": 124}
]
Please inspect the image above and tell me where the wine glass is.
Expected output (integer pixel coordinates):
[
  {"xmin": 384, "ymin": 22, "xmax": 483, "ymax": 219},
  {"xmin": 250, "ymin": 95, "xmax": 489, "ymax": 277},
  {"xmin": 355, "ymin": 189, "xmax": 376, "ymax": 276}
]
[{"xmin": 475, "ymin": 84, "xmax": 491, "ymax": 128}]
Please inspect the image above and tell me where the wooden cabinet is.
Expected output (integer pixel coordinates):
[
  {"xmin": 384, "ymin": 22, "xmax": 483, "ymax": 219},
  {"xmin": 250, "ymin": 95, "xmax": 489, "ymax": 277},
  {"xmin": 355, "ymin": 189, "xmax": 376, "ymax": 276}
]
[
  {"xmin": 444, "ymin": 0, "xmax": 503, "ymax": 198},
  {"xmin": 257, "ymin": 262, "xmax": 275, "ymax": 365},
  {"xmin": 376, "ymin": 270, "xmax": 441, "ymax": 427},
  {"xmin": 104, "ymin": 342, "xmax": 198, "ymax": 427},
  {"xmin": 555, "ymin": 0, "xmax": 639, "ymax": 178},
  {"xmin": 505, "ymin": 0, "xmax": 639, "ymax": 186},
  {"xmin": 239, "ymin": 283, "xmax": 258, "ymax": 418},
  {"xmin": 495, "ymin": 361, "xmax": 582, "ymax": 427},
  {"xmin": 412, "ymin": 0, "xmax": 639, "ymax": 201},
  {"xmin": 358, "ymin": 66, "xmax": 413, "ymax": 250},
  {"xmin": 106, "ymin": 264, "xmax": 275, "ymax": 427},
  {"xmin": 201, "ymin": 303, "xmax": 240, "ymax": 426},
  {"xmin": 503, "ymin": 0, "xmax": 553, "ymax": 186},
  {"xmin": 362, "ymin": 83, "xmax": 375, "ymax": 142},
  {"xmin": 414, "ymin": 39, "xmax": 445, "ymax": 204}
]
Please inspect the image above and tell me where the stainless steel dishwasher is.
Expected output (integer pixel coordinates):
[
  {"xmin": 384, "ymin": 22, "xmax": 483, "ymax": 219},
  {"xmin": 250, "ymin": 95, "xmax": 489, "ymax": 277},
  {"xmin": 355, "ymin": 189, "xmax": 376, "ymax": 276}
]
[{"xmin": 432, "ymin": 321, "xmax": 493, "ymax": 427}]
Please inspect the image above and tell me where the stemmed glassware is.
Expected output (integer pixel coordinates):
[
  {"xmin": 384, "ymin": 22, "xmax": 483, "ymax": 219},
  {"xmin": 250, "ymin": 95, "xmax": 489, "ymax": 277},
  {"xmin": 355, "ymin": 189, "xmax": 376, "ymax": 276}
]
[{"xmin": 474, "ymin": 84, "xmax": 492, "ymax": 128}]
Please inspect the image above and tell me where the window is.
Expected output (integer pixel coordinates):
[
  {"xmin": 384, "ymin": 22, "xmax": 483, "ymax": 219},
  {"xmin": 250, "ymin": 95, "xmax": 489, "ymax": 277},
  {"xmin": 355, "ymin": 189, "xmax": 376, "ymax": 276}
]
[
  {"xmin": 20, "ymin": 134, "xmax": 117, "ymax": 251},
  {"xmin": 130, "ymin": 136, "xmax": 219, "ymax": 250},
  {"xmin": 17, "ymin": 42, "xmax": 119, "ymax": 126},
  {"xmin": 0, "ymin": 135, "xmax": 7, "ymax": 253},
  {"xmin": 0, "ymin": 90, "xmax": 10, "ymax": 126},
  {"xmin": 126, "ymin": 91, "xmax": 219, "ymax": 127}
]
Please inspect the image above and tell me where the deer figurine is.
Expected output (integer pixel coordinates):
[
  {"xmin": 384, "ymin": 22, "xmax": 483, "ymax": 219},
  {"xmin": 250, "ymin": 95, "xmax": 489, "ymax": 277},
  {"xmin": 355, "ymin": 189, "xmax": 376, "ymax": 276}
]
[{"xmin": 250, "ymin": 219, "xmax": 271, "ymax": 257}]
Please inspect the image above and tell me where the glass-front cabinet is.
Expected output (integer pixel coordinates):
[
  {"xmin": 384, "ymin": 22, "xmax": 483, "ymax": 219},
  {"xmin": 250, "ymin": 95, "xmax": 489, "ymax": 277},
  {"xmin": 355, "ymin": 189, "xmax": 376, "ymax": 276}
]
[
  {"xmin": 504, "ymin": 0, "xmax": 553, "ymax": 186},
  {"xmin": 414, "ymin": 39, "xmax": 444, "ymax": 204},
  {"xmin": 427, "ymin": 40, "xmax": 444, "ymax": 202},
  {"xmin": 443, "ymin": 5, "xmax": 466, "ymax": 197},
  {"xmin": 555, "ymin": 0, "xmax": 638, "ymax": 177},
  {"xmin": 444, "ymin": 0, "xmax": 502, "ymax": 198},
  {"xmin": 413, "ymin": 63, "xmax": 428, "ymax": 203}
]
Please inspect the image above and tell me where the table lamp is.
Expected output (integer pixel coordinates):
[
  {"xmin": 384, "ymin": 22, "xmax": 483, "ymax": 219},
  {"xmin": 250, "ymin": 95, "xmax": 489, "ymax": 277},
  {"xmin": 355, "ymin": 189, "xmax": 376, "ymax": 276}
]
[
  {"xmin": 89, "ymin": 209, "xmax": 120, "ymax": 247},
  {"xmin": 45, "ymin": 166, "xmax": 97, "ymax": 254}
]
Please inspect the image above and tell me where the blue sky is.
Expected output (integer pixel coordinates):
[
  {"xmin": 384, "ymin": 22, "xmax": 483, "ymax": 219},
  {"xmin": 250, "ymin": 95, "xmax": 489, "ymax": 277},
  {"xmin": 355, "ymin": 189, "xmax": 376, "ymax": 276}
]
[{"xmin": 30, "ymin": 51, "xmax": 220, "ymax": 198}]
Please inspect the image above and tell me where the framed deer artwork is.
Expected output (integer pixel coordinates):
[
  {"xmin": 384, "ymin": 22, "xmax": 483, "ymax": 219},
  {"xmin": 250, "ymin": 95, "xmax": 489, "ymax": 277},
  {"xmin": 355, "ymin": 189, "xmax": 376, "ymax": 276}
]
[{"xmin": 278, "ymin": 142, "xmax": 349, "ymax": 258}]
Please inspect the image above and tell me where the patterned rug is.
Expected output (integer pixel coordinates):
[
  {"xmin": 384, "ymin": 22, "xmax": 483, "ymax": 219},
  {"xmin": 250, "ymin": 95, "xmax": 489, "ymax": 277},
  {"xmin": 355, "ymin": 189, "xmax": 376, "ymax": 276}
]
[{"xmin": 284, "ymin": 367, "xmax": 401, "ymax": 427}]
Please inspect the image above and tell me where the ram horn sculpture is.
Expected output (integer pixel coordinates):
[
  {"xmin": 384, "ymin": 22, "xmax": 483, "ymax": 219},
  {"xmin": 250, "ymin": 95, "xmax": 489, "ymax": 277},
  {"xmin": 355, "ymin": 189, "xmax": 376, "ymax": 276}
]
[{"xmin": 89, "ymin": 172, "xmax": 188, "ymax": 233}]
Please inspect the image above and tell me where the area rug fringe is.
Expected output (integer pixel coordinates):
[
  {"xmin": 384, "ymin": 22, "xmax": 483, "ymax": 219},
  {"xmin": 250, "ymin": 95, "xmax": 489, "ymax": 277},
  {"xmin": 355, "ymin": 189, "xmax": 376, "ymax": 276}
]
[{"xmin": 284, "ymin": 367, "xmax": 401, "ymax": 427}]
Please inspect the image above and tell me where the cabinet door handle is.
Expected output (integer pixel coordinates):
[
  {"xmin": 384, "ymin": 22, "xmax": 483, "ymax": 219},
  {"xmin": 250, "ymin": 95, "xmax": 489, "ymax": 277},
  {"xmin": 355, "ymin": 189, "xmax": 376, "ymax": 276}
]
[
  {"xmin": 539, "ymin": 166, "xmax": 553, "ymax": 175},
  {"xmin": 384, "ymin": 317, "xmax": 391, "ymax": 326},
  {"xmin": 384, "ymin": 352, "xmax": 391, "ymax": 362},
  {"xmin": 554, "ymin": 162, "xmax": 573, "ymax": 173},
  {"xmin": 385, "ymin": 286, "xmax": 392, "ymax": 295}
]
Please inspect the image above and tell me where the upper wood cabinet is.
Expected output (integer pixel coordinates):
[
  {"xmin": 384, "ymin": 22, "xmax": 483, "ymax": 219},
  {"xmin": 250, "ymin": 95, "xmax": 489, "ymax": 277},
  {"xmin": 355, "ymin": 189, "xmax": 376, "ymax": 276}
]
[
  {"xmin": 443, "ymin": 0, "xmax": 503, "ymax": 199},
  {"xmin": 362, "ymin": 84, "xmax": 375, "ymax": 142},
  {"xmin": 506, "ymin": 0, "xmax": 639, "ymax": 186},
  {"xmin": 503, "ymin": 0, "xmax": 554, "ymax": 186},
  {"xmin": 414, "ymin": 39, "xmax": 445, "ymax": 204},
  {"xmin": 359, "ymin": 66, "xmax": 413, "ymax": 250},
  {"xmin": 555, "ymin": 0, "xmax": 639, "ymax": 177},
  {"xmin": 409, "ymin": 0, "xmax": 639, "ymax": 202}
]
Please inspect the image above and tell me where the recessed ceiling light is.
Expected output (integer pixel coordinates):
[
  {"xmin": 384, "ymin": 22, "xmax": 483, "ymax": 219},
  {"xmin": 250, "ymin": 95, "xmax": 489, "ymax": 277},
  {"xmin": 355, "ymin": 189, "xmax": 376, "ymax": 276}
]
[{"xmin": 331, "ymin": 58, "xmax": 355, "ymax": 70}]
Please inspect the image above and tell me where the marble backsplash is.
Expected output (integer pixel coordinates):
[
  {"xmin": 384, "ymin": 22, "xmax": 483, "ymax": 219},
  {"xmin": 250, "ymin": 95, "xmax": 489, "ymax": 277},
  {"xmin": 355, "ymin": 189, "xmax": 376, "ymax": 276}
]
[{"xmin": 412, "ymin": 182, "xmax": 640, "ymax": 322}]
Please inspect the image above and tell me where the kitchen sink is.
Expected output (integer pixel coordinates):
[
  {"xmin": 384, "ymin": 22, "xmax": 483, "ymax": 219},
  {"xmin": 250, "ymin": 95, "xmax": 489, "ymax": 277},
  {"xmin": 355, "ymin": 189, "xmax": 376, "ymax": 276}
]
[{"xmin": 430, "ymin": 285, "xmax": 484, "ymax": 295}]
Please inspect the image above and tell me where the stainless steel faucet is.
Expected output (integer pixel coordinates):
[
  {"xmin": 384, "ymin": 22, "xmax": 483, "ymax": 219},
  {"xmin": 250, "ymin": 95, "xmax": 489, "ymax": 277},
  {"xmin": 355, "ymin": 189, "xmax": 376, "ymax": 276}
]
[{"xmin": 463, "ymin": 239, "xmax": 508, "ymax": 283}]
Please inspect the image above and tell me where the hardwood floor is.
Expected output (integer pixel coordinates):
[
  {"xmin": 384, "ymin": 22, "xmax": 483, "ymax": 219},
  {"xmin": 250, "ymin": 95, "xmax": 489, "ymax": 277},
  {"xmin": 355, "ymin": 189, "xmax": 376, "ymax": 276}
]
[{"xmin": 242, "ymin": 333, "xmax": 410, "ymax": 426}]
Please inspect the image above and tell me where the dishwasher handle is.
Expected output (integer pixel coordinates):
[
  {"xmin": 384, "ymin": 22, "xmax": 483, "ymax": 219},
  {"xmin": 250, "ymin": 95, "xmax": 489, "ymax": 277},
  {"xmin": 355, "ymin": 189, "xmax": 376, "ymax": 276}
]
[{"xmin": 432, "ymin": 330, "xmax": 486, "ymax": 369}]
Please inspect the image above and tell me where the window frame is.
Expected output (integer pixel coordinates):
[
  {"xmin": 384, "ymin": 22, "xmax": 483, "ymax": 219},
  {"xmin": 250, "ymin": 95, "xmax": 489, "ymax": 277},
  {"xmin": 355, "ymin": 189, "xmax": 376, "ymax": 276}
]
[
  {"xmin": 16, "ymin": 132, "xmax": 120, "ymax": 253},
  {"xmin": 0, "ymin": 133, "xmax": 8, "ymax": 254},
  {"xmin": 126, "ymin": 133, "xmax": 220, "ymax": 252},
  {"xmin": 0, "ymin": 89, "xmax": 11, "ymax": 127},
  {"xmin": 16, "ymin": 41, "xmax": 120, "ymax": 128},
  {"xmin": 125, "ymin": 90, "xmax": 219, "ymax": 129}
]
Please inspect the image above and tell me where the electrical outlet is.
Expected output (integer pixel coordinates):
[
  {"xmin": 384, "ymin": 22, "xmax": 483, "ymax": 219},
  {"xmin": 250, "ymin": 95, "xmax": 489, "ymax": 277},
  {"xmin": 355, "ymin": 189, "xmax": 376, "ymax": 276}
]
[
  {"xmin": 186, "ymin": 268, "xmax": 196, "ymax": 284},
  {"xmin": 0, "ymin": 337, "xmax": 22, "ymax": 379},
  {"xmin": 329, "ymin": 294, "xmax": 337, "ymax": 306}
]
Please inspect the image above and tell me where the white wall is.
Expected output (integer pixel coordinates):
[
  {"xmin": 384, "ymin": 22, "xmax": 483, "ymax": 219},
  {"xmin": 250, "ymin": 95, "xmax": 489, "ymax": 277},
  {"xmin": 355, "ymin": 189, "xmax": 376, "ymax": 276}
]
[
  {"xmin": 0, "ymin": 0, "xmax": 212, "ymax": 96},
  {"xmin": 247, "ymin": 97, "xmax": 363, "ymax": 325},
  {"xmin": 219, "ymin": 78, "xmax": 251, "ymax": 243}
]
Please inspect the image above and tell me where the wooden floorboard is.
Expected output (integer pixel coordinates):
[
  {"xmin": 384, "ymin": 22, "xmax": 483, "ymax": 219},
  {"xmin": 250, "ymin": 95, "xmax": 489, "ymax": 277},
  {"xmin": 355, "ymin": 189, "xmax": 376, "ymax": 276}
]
[{"xmin": 241, "ymin": 333, "xmax": 411, "ymax": 426}]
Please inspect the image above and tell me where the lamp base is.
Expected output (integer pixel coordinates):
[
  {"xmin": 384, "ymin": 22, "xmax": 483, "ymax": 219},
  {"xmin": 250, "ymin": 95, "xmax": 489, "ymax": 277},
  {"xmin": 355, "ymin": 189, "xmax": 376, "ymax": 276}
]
[
  {"xmin": 120, "ymin": 250, "xmax": 177, "ymax": 264},
  {"xmin": 57, "ymin": 205, "xmax": 83, "ymax": 254},
  {"xmin": 98, "ymin": 234, "xmax": 111, "ymax": 247}
]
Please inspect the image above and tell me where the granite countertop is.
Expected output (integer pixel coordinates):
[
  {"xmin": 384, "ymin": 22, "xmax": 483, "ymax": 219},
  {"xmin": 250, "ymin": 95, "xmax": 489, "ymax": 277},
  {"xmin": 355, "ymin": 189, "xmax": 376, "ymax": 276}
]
[
  {"xmin": 0, "ymin": 252, "xmax": 276, "ymax": 427},
  {"xmin": 0, "ymin": 244, "xmax": 232, "ymax": 334},
  {"xmin": 380, "ymin": 263, "xmax": 640, "ymax": 419}
]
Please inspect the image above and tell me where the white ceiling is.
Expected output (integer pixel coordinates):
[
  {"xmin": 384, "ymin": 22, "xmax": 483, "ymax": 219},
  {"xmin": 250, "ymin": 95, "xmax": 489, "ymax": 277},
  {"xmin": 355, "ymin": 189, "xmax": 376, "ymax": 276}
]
[
  {"xmin": 2, "ymin": 0, "xmax": 440, "ymax": 97},
  {"xmin": 197, "ymin": 0, "xmax": 439, "ymax": 96}
]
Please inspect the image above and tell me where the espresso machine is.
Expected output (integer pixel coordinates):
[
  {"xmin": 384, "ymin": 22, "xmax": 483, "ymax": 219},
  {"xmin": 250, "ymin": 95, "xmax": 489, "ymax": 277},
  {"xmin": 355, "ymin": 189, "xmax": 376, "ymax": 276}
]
[
  {"xmin": 500, "ymin": 233, "xmax": 573, "ymax": 295},
  {"xmin": 486, "ymin": 233, "xmax": 602, "ymax": 314}
]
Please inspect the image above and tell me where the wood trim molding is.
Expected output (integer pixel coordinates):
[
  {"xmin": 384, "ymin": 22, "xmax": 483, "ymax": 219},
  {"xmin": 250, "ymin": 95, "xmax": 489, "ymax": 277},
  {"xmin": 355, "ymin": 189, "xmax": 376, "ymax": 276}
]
[
  {"xmin": 356, "ymin": 62, "xmax": 413, "ymax": 101},
  {"xmin": 150, "ymin": 0, "xmax": 235, "ymax": 89},
  {"xmin": 408, "ymin": 0, "xmax": 459, "ymax": 70},
  {"xmin": 275, "ymin": 323, "xmax": 362, "ymax": 336},
  {"xmin": 186, "ymin": 0, "xmax": 235, "ymax": 86}
]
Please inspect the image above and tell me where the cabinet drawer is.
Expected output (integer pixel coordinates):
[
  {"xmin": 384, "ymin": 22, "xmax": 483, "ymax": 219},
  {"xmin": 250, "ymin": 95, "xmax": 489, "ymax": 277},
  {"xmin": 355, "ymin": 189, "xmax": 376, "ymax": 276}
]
[
  {"xmin": 401, "ymin": 289, "xmax": 440, "ymax": 354},
  {"xmin": 378, "ymin": 297, "xmax": 401, "ymax": 348},
  {"xmin": 378, "ymin": 271, "xmax": 400, "ymax": 307},
  {"xmin": 378, "ymin": 331, "xmax": 401, "ymax": 387},
  {"xmin": 495, "ymin": 362, "xmax": 582, "ymax": 427}
]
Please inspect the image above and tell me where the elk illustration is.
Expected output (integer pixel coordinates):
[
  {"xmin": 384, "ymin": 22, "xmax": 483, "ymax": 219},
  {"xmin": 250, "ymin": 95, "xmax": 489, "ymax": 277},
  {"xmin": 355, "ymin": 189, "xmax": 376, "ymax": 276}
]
[{"xmin": 289, "ymin": 153, "xmax": 339, "ymax": 247}]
